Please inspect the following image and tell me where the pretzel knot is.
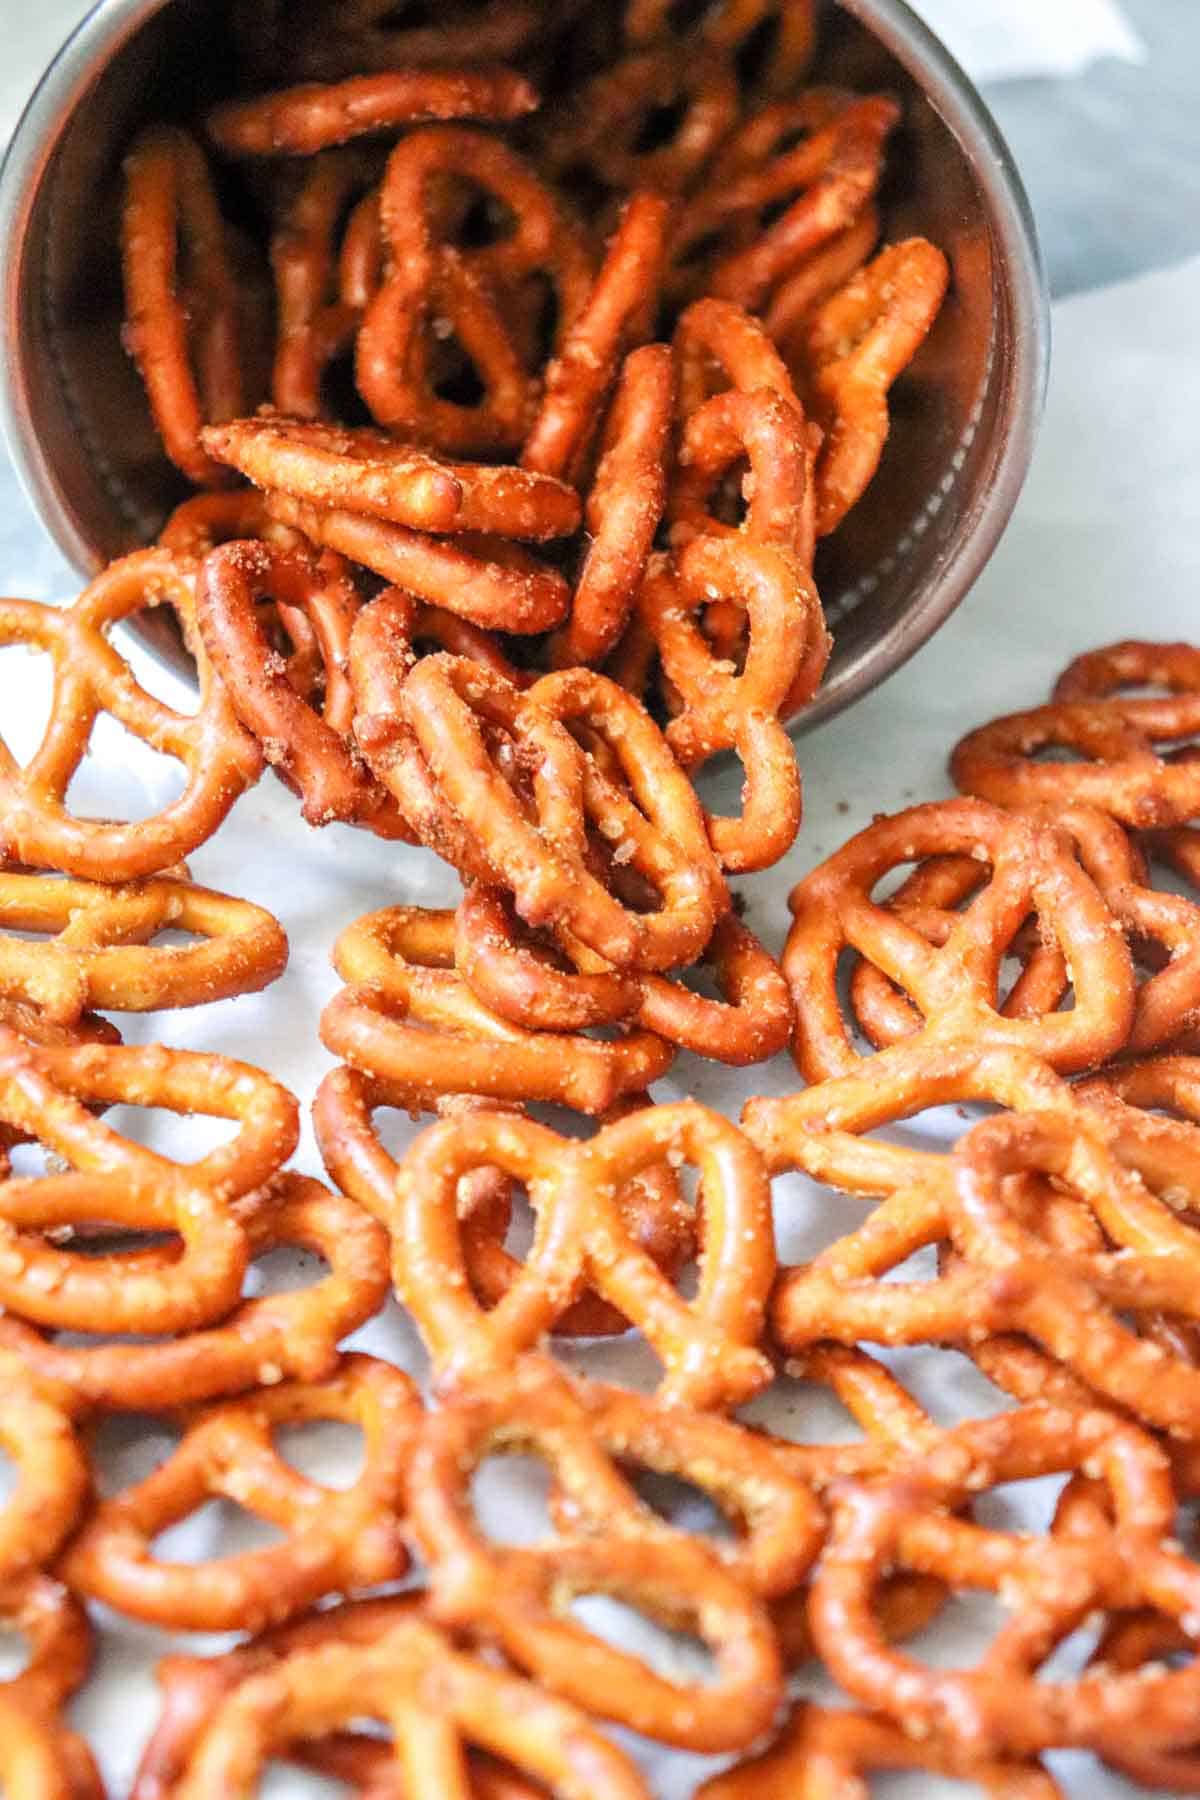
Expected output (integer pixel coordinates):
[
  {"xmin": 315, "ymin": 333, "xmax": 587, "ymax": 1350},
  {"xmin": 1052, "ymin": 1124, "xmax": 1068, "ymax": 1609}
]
[
  {"xmin": 952, "ymin": 639, "xmax": 1200, "ymax": 828},
  {"xmin": 158, "ymin": 1617, "xmax": 649, "ymax": 1799},
  {"xmin": 357, "ymin": 127, "xmax": 593, "ymax": 453},
  {"xmin": 0, "ymin": 1029, "xmax": 298, "ymax": 1338},
  {"xmin": 60, "ymin": 1353, "xmax": 417, "ymax": 1633},
  {"xmin": 390, "ymin": 1100, "xmax": 775, "ymax": 1410},
  {"xmin": 121, "ymin": 126, "xmax": 257, "ymax": 487},
  {"xmin": 0, "ymin": 550, "xmax": 262, "ymax": 881},
  {"xmin": 410, "ymin": 1357, "xmax": 793, "ymax": 1752}
]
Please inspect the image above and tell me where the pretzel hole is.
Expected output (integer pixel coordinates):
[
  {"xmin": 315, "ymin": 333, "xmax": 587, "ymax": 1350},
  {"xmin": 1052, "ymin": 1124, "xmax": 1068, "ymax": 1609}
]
[
  {"xmin": 0, "ymin": 1445, "xmax": 13, "ymax": 1510},
  {"xmin": 628, "ymin": 1469, "xmax": 734, "ymax": 1542},
  {"xmin": 429, "ymin": 338, "xmax": 488, "ymax": 408},
  {"xmin": 470, "ymin": 1452, "xmax": 555, "ymax": 1545},
  {"xmin": 660, "ymin": 0, "xmax": 715, "ymax": 37},
  {"xmin": 260, "ymin": 1765, "xmax": 345, "ymax": 1799},
  {"xmin": 272, "ymin": 1420, "xmax": 366, "ymax": 1492},
  {"xmin": 973, "ymin": 1473, "xmax": 1070, "ymax": 1538},
  {"xmin": 0, "ymin": 1620, "xmax": 29, "ymax": 1683},
  {"xmin": 100, "ymin": 1102, "xmax": 240, "ymax": 1165},
  {"xmin": 152, "ymin": 1496, "xmax": 287, "ymax": 1564},
  {"xmin": 243, "ymin": 1244, "xmax": 331, "ymax": 1299},
  {"xmin": 91, "ymin": 1413, "xmax": 183, "ymax": 1498},
  {"xmin": 65, "ymin": 716, "xmax": 189, "ymax": 818},
  {"xmin": 0, "ymin": 649, "xmax": 53, "ymax": 764},
  {"xmin": 568, "ymin": 1592, "xmax": 718, "ymax": 1682},
  {"xmin": 122, "ymin": 644, "xmax": 202, "ymax": 717},
  {"xmin": 734, "ymin": 14, "xmax": 786, "ymax": 88},
  {"xmin": 631, "ymin": 95, "xmax": 691, "ymax": 156},
  {"xmin": 898, "ymin": 1587, "xmax": 1011, "ymax": 1672}
]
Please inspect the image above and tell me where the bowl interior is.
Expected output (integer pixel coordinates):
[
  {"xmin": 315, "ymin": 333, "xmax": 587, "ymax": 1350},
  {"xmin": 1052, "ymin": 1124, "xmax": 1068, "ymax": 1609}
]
[{"xmin": 0, "ymin": 0, "xmax": 1044, "ymax": 719}]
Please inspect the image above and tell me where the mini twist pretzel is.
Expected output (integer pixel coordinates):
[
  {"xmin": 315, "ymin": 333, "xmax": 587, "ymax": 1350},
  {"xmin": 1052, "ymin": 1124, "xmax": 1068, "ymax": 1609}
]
[
  {"xmin": 193, "ymin": 537, "xmax": 415, "ymax": 832},
  {"xmin": 539, "ymin": 47, "xmax": 739, "ymax": 197},
  {"xmin": 698, "ymin": 1702, "xmax": 1064, "ymax": 1799},
  {"xmin": 207, "ymin": 66, "xmax": 539, "ymax": 156},
  {"xmin": 0, "ymin": 1030, "xmax": 298, "ymax": 1335},
  {"xmin": 457, "ymin": 890, "xmax": 793, "ymax": 1065},
  {"xmin": 637, "ymin": 536, "xmax": 826, "ymax": 871},
  {"xmin": 268, "ymin": 149, "xmax": 376, "ymax": 418},
  {"xmin": 952, "ymin": 640, "xmax": 1200, "ymax": 827},
  {"xmin": 392, "ymin": 1101, "xmax": 774, "ymax": 1409},
  {"xmin": 0, "ymin": 1353, "xmax": 90, "ymax": 1584},
  {"xmin": 321, "ymin": 903, "xmax": 673, "ymax": 1113},
  {"xmin": 204, "ymin": 413, "xmax": 581, "ymax": 540},
  {"xmin": 781, "ymin": 798, "xmax": 1136, "ymax": 1084},
  {"xmin": 0, "ymin": 550, "xmax": 262, "ymax": 881},
  {"xmin": 549, "ymin": 342, "xmax": 675, "ymax": 668},
  {"xmin": 807, "ymin": 1402, "xmax": 1200, "ymax": 1760},
  {"xmin": 410, "ymin": 1360, "xmax": 785, "ymax": 1752},
  {"xmin": 0, "ymin": 868, "xmax": 287, "ymax": 1023},
  {"xmin": 624, "ymin": 0, "xmax": 817, "ymax": 97},
  {"xmin": 166, "ymin": 1618, "xmax": 649, "ymax": 1799},
  {"xmin": 357, "ymin": 127, "xmax": 593, "ymax": 453},
  {"xmin": 0, "ymin": 1172, "xmax": 389, "ymax": 1412},
  {"xmin": 705, "ymin": 99, "xmax": 899, "ymax": 314},
  {"xmin": 799, "ymin": 237, "xmax": 950, "ymax": 534},
  {"xmin": 672, "ymin": 93, "xmax": 896, "ymax": 312},
  {"xmin": 267, "ymin": 488, "xmax": 571, "ymax": 631},
  {"xmin": 522, "ymin": 192, "xmax": 672, "ymax": 484},
  {"xmin": 60, "ymin": 1354, "xmax": 417, "ymax": 1633},
  {"xmin": 121, "ymin": 126, "xmax": 252, "ymax": 486}
]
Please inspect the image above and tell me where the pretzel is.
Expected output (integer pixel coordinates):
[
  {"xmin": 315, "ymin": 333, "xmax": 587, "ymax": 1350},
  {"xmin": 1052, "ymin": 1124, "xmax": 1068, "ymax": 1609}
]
[
  {"xmin": 670, "ymin": 93, "xmax": 893, "ymax": 310},
  {"xmin": 357, "ymin": 128, "xmax": 593, "ymax": 452},
  {"xmin": 0, "ymin": 1690, "xmax": 103, "ymax": 1800},
  {"xmin": 637, "ymin": 536, "xmax": 825, "ymax": 870},
  {"xmin": 0, "ymin": 1029, "xmax": 297, "ymax": 1334},
  {"xmin": 268, "ymin": 149, "xmax": 375, "ymax": 417},
  {"xmin": 698, "ymin": 1703, "xmax": 1064, "ymax": 1798},
  {"xmin": 781, "ymin": 798, "xmax": 1136, "ymax": 1084},
  {"xmin": 705, "ymin": 99, "xmax": 900, "ymax": 313},
  {"xmin": 799, "ymin": 237, "xmax": 950, "ymax": 534},
  {"xmin": 321, "ymin": 904, "xmax": 673, "ymax": 1113},
  {"xmin": 156, "ymin": 488, "xmax": 303, "ymax": 560},
  {"xmin": 0, "ymin": 867, "xmax": 286, "ymax": 1023},
  {"xmin": 539, "ymin": 47, "xmax": 739, "ymax": 197},
  {"xmin": 522, "ymin": 192, "xmax": 671, "ymax": 484},
  {"xmin": 121, "ymin": 127, "xmax": 252, "ymax": 486},
  {"xmin": 807, "ymin": 1401, "xmax": 1200, "ymax": 1759},
  {"xmin": 0, "ymin": 1572, "xmax": 93, "ymax": 1720},
  {"xmin": 0, "ymin": 1354, "xmax": 89, "ymax": 1584},
  {"xmin": 60, "ymin": 1354, "xmax": 416, "ymax": 1632},
  {"xmin": 952, "ymin": 640, "xmax": 1200, "ymax": 827},
  {"xmin": 667, "ymin": 384, "xmax": 815, "ymax": 562},
  {"xmin": 673, "ymin": 293, "xmax": 799, "ymax": 417},
  {"xmin": 624, "ymin": 0, "xmax": 817, "ymax": 96},
  {"xmin": 267, "ymin": 489, "xmax": 571, "ymax": 631},
  {"xmin": 411, "ymin": 1360, "xmax": 784, "ymax": 1751},
  {"xmin": 0, "ymin": 1173, "xmax": 389, "ymax": 1411},
  {"xmin": 0, "ymin": 550, "xmax": 262, "ymax": 880},
  {"xmin": 208, "ymin": 67, "xmax": 539, "ymax": 156},
  {"xmin": 457, "ymin": 891, "xmax": 792, "ymax": 1063},
  {"xmin": 763, "ymin": 202, "xmax": 881, "ymax": 350},
  {"xmin": 165, "ymin": 1617, "xmax": 648, "ymax": 1799},
  {"xmin": 851, "ymin": 802, "xmax": 1200, "ymax": 1060},
  {"xmin": 391, "ymin": 1101, "xmax": 774, "ymax": 1408}
]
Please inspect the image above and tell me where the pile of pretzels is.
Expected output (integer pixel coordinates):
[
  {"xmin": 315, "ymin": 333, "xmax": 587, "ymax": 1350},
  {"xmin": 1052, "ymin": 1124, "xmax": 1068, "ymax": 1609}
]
[{"xmin": 2, "ymin": 1, "xmax": 1199, "ymax": 1796}]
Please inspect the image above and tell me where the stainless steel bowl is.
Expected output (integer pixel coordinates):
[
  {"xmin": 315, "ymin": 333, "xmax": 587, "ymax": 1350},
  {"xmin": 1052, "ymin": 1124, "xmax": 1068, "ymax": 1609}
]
[{"xmin": 0, "ymin": 0, "xmax": 1049, "ymax": 725}]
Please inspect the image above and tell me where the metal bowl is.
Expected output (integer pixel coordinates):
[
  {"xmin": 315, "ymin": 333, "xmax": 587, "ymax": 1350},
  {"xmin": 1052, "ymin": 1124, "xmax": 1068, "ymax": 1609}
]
[{"xmin": 0, "ymin": 0, "xmax": 1049, "ymax": 726}]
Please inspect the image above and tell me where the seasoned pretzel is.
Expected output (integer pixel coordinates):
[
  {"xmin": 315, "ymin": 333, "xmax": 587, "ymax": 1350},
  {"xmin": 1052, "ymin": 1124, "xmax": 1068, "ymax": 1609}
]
[
  {"xmin": 208, "ymin": 67, "xmax": 539, "ymax": 156},
  {"xmin": 667, "ymin": 385, "xmax": 815, "ymax": 560},
  {"xmin": 320, "ymin": 903, "xmax": 674, "ymax": 1113},
  {"xmin": 457, "ymin": 891, "xmax": 792, "ymax": 1064},
  {"xmin": 799, "ymin": 237, "xmax": 950, "ymax": 534},
  {"xmin": 410, "ymin": 1358, "xmax": 788, "ymax": 1750},
  {"xmin": 781, "ymin": 798, "xmax": 1136, "ymax": 1083},
  {"xmin": 60, "ymin": 1354, "xmax": 416, "ymax": 1632},
  {"xmin": 156, "ymin": 488, "xmax": 303, "ymax": 560},
  {"xmin": 546, "ymin": 342, "xmax": 674, "ymax": 668},
  {"xmin": 0, "ymin": 867, "xmax": 286, "ymax": 1023},
  {"xmin": 807, "ymin": 1402, "xmax": 1200, "ymax": 1760},
  {"xmin": 267, "ymin": 489, "xmax": 571, "ymax": 631},
  {"xmin": 0, "ymin": 1030, "xmax": 297, "ymax": 1334},
  {"xmin": 168, "ymin": 1617, "xmax": 648, "ymax": 1799},
  {"xmin": 268, "ymin": 150, "xmax": 375, "ymax": 417},
  {"xmin": 206, "ymin": 414, "xmax": 580, "ymax": 540},
  {"xmin": 0, "ymin": 1173, "xmax": 388, "ymax": 1411},
  {"xmin": 673, "ymin": 294, "xmax": 799, "ymax": 417},
  {"xmin": 121, "ymin": 127, "xmax": 251, "ymax": 486},
  {"xmin": 698, "ymin": 1703, "xmax": 1063, "ymax": 1798},
  {"xmin": 952, "ymin": 640, "xmax": 1200, "ymax": 827},
  {"xmin": 0, "ymin": 1353, "xmax": 89, "ymax": 1584},
  {"xmin": 391, "ymin": 1101, "xmax": 774, "ymax": 1408},
  {"xmin": 539, "ymin": 47, "xmax": 739, "ymax": 197},
  {"xmin": 0, "ymin": 550, "xmax": 262, "ymax": 880},
  {"xmin": 706, "ymin": 98, "xmax": 897, "ymax": 313},
  {"xmin": 522, "ymin": 193, "xmax": 671, "ymax": 483},
  {"xmin": 763, "ymin": 203, "xmax": 881, "ymax": 349}
]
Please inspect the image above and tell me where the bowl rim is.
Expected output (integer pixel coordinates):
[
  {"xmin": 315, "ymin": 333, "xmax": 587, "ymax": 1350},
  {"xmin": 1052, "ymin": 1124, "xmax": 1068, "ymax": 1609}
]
[{"xmin": 0, "ymin": 0, "xmax": 1050, "ymax": 732}]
